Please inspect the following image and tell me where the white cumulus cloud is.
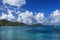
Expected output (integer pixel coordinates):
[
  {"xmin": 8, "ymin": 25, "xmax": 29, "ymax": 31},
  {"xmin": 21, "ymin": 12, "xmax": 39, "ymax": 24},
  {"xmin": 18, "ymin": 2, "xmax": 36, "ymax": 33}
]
[
  {"xmin": 50, "ymin": 10, "xmax": 60, "ymax": 26},
  {"xmin": 0, "ymin": 9, "xmax": 15, "ymax": 21},
  {"xmin": 7, "ymin": 13, "xmax": 15, "ymax": 21},
  {"xmin": 2, "ymin": 0, "xmax": 26, "ymax": 7},
  {"xmin": 0, "ymin": 12, "xmax": 7, "ymax": 20},
  {"xmin": 17, "ymin": 11, "xmax": 46, "ymax": 24},
  {"xmin": 17, "ymin": 11, "xmax": 34, "ymax": 24},
  {"xmin": 34, "ymin": 12, "xmax": 46, "ymax": 23}
]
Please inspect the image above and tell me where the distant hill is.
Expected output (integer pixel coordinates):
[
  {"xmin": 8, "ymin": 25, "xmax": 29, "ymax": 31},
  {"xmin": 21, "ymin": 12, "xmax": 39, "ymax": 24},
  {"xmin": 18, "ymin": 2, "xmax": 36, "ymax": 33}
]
[
  {"xmin": 0, "ymin": 19, "xmax": 27, "ymax": 26},
  {"xmin": 0, "ymin": 19, "xmax": 43, "ymax": 26}
]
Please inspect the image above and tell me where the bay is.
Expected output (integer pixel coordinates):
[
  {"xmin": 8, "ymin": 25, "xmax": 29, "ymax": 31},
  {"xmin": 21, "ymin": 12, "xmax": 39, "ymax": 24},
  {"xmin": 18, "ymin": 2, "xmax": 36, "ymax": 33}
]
[{"xmin": 0, "ymin": 26, "xmax": 60, "ymax": 40}]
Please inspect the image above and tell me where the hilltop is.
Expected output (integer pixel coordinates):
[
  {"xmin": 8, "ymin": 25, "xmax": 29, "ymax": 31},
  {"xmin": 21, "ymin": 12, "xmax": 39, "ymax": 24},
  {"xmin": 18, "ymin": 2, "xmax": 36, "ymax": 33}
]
[
  {"xmin": 0, "ymin": 19, "xmax": 43, "ymax": 26},
  {"xmin": 0, "ymin": 19, "xmax": 27, "ymax": 26}
]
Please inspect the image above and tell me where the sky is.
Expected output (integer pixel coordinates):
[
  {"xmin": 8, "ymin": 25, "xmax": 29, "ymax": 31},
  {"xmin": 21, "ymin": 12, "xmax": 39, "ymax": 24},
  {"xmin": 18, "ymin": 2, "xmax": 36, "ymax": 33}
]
[{"xmin": 0, "ymin": 0, "xmax": 60, "ymax": 26}]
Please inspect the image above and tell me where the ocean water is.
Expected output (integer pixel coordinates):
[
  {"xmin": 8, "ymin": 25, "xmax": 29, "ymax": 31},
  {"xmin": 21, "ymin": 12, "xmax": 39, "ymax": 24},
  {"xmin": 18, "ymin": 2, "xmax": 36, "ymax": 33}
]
[{"xmin": 0, "ymin": 26, "xmax": 60, "ymax": 40}]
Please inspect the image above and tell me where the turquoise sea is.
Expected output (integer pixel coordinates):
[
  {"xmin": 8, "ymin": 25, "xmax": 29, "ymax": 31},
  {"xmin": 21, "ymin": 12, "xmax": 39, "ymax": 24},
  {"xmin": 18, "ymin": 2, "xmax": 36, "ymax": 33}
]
[{"xmin": 0, "ymin": 26, "xmax": 60, "ymax": 40}]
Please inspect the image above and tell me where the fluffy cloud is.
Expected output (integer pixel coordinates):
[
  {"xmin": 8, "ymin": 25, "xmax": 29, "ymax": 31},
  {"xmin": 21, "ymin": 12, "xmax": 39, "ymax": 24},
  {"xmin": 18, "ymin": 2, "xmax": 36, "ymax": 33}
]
[
  {"xmin": 17, "ymin": 11, "xmax": 46, "ymax": 24},
  {"xmin": 17, "ymin": 11, "xmax": 34, "ymax": 24},
  {"xmin": 2, "ymin": 0, "xmax": 26, "ymax": 7},
  {"xmin": 34, "ymin": 13, "xmax": 45, "ymax": 23},
  {"xmin": 0, "ymin": 12, "xmax": 7, "ymax": 20},
  {"xmin": 7, "ymin": 13, "xmax": 15, "ymax": 21},
  {"xmin": 0, "ymin": 9, "xmax": 15, "ymax": 21},
  {"xmin": 50, "ymin": 10, "xmax": 60, "ymax": 25}
]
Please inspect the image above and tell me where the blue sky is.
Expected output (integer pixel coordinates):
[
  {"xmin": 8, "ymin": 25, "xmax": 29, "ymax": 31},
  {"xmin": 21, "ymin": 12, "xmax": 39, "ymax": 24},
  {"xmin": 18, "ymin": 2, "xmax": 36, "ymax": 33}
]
[
  {"xmin": 22, "ymin": 0, "xmax": 60, "ymax": 16},
  {"xmin": 0, "ymin": 0, "xmax": 60, "ymax": 25}
]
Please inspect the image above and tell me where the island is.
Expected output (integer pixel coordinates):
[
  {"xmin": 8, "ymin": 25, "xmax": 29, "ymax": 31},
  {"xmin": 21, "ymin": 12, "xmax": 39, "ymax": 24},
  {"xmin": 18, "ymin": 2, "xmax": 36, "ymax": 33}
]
[
  {"xmin": 0, "ymin": 19, "xmax": 58, "ymax": 27},
  {"xmin": 0, "ymin": 19, "xmax": 43, "ymax": 26},
  {"xmin": 0, "ymin": 19, "xmax": 27, "ymax": 26}
]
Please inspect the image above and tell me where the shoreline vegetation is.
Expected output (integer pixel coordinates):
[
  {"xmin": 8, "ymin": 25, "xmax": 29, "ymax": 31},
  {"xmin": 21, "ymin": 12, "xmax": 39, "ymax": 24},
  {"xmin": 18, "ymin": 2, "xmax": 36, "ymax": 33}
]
[{"xmin": 0, "ymin": 19, "xmax": 59, "ymax": 27}]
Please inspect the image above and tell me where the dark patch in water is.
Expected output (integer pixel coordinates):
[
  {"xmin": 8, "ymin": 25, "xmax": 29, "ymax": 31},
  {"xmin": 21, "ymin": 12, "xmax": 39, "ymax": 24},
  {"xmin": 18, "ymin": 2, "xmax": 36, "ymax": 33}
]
[{"xmin": 26, "ymin": 27, "xmax": 60, "ymax": 34}]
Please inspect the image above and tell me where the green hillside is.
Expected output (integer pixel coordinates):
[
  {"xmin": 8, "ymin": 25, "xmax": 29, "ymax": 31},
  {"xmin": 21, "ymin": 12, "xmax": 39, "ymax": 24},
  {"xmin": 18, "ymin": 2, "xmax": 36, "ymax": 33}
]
[
  {"xmin": 0, "ymin": 19, "xmax": 27, "ymax": 26},
  {"xmin": 0, "ymin": 19, "xmax": 43, "ymax": 26}
]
